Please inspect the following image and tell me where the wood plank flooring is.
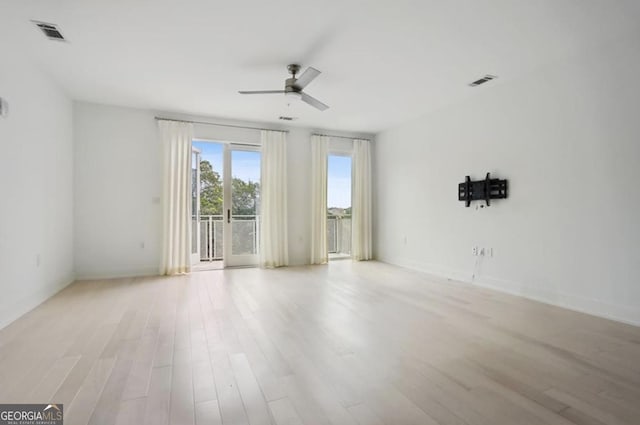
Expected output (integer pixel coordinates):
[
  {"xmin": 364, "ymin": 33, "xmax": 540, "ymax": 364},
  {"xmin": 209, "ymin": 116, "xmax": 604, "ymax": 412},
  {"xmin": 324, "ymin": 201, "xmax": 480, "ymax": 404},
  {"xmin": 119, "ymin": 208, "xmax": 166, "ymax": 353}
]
[{"xmin": 1, "ymin": 261, "xmax": 639, "ymax": 425}]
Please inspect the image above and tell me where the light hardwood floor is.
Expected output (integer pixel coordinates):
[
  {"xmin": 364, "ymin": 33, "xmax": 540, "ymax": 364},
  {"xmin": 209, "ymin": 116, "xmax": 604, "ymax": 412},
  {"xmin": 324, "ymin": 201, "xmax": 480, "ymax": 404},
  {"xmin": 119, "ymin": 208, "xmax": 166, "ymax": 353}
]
[{"xmin": 1, "ymin": 261, "xmax": 640, "ymax": 425}]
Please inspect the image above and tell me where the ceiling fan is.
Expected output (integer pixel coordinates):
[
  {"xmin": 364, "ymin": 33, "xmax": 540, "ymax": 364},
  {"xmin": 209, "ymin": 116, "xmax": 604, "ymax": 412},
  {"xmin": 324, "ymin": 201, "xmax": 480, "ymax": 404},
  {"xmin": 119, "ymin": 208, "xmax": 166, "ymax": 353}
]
[{"xmin": 239, "ymin": 64, "xmax": 329, "ymax": 111}]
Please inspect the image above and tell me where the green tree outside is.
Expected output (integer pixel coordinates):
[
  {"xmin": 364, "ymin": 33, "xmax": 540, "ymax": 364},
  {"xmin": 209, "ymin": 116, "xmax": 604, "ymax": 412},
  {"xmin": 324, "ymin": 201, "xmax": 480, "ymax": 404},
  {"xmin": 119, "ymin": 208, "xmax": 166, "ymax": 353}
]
[
  {"xmin": 199, "ymin": 160, "xmax": 260, "ymax": 216},
  {"xmin": 199, "ymin": 160, "xmax": 223, "ymax": 215}
]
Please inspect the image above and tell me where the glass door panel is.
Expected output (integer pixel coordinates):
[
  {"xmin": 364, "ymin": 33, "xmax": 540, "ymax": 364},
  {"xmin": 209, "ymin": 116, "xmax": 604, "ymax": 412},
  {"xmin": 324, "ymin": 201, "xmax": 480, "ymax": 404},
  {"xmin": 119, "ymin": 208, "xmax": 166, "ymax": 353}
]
[
  {"xmin": 192, "ymin": 141, "xmax": 225, "ymax": 266},
  {"xmin": 224, "ymin": 147, "xmax": 261, "ymax": 267},
  {"xmin": 327, "ymin": 154, "xmax": 352, "ymax": 259}
]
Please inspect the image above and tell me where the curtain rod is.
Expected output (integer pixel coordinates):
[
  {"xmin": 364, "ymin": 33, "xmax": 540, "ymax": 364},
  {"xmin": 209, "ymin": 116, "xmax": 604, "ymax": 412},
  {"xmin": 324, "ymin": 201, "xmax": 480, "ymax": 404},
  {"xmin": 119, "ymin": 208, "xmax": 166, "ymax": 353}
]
[
  {"xmin": 312, "ymin": 133, "xmax": 370, "ymax": 141},
  {"xmin": 155, "ymin": 117, "xmax": 289, "ymax": 133}
]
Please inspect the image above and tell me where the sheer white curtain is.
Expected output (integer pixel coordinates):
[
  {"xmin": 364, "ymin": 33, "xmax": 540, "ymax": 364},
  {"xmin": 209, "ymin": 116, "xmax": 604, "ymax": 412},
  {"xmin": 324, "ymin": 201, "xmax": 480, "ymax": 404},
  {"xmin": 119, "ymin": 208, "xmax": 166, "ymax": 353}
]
[
  {"xmin": 352, "ymin": 139, "xmax": 372, "ymax": 260},
  {"xmin": 310, "ymin": 135, "xmax": 329, "ymax": 264},
  {"xmin": 159, "ymin": 120, "xmax": 194, "ymax": 275},
  {"xmin": 259, "ymin": 130, "xmax": 289, "ymax": 267}
]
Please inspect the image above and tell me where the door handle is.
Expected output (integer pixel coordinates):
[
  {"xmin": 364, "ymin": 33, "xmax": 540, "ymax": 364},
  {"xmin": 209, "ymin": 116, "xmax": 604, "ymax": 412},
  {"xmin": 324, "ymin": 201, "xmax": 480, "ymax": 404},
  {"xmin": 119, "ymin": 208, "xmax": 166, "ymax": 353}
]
[{"xmin": 227, "ymin": 209, "xmax": 231, "ymax": 224}]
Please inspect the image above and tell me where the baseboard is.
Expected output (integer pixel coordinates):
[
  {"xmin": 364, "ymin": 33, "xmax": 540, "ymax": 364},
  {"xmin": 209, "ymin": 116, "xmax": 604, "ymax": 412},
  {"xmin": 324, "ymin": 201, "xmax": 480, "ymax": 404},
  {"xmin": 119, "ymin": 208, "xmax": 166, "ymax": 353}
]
[
  {"xmin": 377, "ymin": 256, "xmax": 640, "ymax": 327},
  {"xmin": 0, "ymin": 275, "xmax": 75, "ymax": 331},
  {"xmin": 472, "ymin": 274, "xmax": 640, "ymax": 327},
  {"xmin": 384, "ymin": 257, "xmax": 471, "ymax": 285},
  {"xmin": 74, "ymin": 267, "xmax": 160, "ymax": 281}
]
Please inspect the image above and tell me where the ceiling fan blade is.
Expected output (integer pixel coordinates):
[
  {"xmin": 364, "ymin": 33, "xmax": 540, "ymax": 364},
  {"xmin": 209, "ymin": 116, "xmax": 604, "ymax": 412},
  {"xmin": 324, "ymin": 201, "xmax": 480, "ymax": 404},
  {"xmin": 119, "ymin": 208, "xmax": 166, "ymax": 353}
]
[
  {"xmin": 301, "ymin": 92, "xmax": 329, "ymax": 111},
  {"xmin": 238, "ymin": 90, "xmax": 286, "ymax": 94},
  {"xmin": 293, "ymin": 67, "xmax": 321, "ymax": 90}
]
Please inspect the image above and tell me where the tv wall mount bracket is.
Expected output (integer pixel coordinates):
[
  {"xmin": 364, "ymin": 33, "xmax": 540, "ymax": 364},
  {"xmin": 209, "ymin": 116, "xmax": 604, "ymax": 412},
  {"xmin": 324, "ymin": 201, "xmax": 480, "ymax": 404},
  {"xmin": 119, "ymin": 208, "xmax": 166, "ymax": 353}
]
[{"xmin": 458, "ymin": 173, "xmax": 508, "ymax": 207}]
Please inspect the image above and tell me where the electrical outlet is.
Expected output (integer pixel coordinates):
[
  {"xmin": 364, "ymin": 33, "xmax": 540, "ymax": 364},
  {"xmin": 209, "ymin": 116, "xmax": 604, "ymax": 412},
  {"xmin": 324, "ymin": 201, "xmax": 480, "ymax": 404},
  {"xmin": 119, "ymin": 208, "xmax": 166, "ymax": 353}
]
[{"xmin": 472, "ymin": 246, "xmax": 479, "ymax": 256}]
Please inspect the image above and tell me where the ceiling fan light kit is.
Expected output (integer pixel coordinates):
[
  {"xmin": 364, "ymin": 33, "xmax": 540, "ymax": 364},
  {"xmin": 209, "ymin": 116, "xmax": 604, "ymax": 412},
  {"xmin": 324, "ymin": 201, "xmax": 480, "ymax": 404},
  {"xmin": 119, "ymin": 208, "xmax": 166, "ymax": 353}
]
[
  {"xmin": 239, "ymin": 64, "xmax": 329, "ymax": 111},
  {"xmin": 285, "ymin": 91, "xmax": 302, "ymax": 100}
]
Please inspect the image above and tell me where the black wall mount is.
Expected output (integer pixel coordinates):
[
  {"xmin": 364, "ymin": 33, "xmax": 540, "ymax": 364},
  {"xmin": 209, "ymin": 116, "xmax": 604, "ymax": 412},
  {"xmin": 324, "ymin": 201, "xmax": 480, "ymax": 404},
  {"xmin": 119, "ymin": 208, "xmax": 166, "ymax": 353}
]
[{"xmin": 458, "ymin": 173, "xmax": 508, "ymax": 207}]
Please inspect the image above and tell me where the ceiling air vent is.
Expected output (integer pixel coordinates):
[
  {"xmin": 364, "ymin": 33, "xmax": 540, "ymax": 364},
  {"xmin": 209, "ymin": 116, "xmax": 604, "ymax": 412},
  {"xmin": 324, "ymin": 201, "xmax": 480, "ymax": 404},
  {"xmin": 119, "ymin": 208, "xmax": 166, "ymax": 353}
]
[
  {"xmin": 32, "ymin": 21, "xmax": 66, "ymax": 41},
  {"xmin": 278, "ymin": 116, "xmax": 297, "ymax": 121},
  {"xmin": 469, "ymin": 74, "xmax": 497, "ymax": 87}
]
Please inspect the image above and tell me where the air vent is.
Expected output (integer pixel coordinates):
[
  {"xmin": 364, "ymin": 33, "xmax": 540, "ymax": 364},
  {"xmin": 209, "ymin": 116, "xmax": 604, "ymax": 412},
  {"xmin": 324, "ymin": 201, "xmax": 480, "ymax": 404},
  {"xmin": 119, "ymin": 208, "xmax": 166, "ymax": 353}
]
[
  {"xmin": 32, "ymin": 21, "xmax": 66, "ymax": 41},
  {"xmin": 469, "ymin": 74, "xmax": 497, "ymax": 87},
  {"xmin": 278, "ymin": 116, "xmax": 297, "ymax": 121}
]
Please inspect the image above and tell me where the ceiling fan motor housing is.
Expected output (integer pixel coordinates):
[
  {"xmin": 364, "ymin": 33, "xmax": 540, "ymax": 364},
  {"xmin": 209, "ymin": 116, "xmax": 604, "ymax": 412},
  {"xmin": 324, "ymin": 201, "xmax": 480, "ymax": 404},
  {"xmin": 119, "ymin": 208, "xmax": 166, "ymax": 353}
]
[{"xmin": 285, "ymin": 77, "xmax": 301, "ymax": 93}]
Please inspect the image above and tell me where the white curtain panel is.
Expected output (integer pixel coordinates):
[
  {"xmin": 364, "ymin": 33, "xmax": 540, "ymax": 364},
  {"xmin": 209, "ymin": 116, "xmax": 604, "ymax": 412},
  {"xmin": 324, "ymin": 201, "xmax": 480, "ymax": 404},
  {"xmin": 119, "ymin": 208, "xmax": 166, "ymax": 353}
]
[
  {"xmin": 310, "ymin": 135, "xmax": 329, "ymax": 264},
  {"xmin": 352, "ymin": 139, "xmax": 373, "ymax": 260},
  {"xmin": 159, "ymin": 120, "xmax": 194, "ymax": 275},
  {"xmin": 259, "ymin": 130, "xmax": 289, "ymax": 267}
]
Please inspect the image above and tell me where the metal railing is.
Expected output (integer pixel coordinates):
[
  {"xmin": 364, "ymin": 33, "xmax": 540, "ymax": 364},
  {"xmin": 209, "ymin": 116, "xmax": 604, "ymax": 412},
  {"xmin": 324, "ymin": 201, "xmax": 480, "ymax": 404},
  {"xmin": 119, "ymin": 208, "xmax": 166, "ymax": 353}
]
[
  {"xmin": 230, "ymin": 215, "xmax": 259, "ymax": 256},
  {"xmin": 327, "ymin": 215, "xmax": 351, "ymax": 255},
  {"xmin": 195, "ymin": 214, "xmax": 348, "ymax": 260},
  {"xmin": 195, "ymin": 215, "xmax": 223, "ymax": 261},
  {"xmin": 195, "ymin": 214, "xmax": 259, "ymax": 261}
]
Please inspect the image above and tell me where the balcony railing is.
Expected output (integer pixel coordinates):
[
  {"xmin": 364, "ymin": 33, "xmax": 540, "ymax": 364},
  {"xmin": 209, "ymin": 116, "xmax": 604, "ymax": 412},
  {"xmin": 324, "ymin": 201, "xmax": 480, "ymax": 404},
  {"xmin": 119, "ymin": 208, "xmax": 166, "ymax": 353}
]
[
  {"xmin": 195, "ymin": 214, "xmax": 259, "ymax": 261},
  {"xmin": 194, "ymin": 214, "xmax": 349, "ymax": 261},
  {"xmin": 196, "ymin": 215, "xmax": 223, "ymax": 261},
  {"xmin": 327, "ymin": 215, "xmax": 351, "ymax": 255},
  {"xmin": 230, "ymin": 215, "xmax": 260, "ymax": 256}
]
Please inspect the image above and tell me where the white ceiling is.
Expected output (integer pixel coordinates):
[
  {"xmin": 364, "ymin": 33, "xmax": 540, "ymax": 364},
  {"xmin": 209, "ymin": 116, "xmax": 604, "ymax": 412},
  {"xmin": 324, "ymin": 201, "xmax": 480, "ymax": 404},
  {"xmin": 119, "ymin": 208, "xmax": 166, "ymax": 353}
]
[{"xmin": 2, "ymin": 0, "xmax": 639, "ymax": 133}]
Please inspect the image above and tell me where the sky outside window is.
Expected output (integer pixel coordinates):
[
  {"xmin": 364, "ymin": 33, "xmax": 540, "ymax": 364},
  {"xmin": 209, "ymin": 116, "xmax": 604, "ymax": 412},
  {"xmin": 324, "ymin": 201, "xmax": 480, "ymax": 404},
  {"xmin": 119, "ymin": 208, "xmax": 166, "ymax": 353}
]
[
  {"xmin": 328, "ymin": 155, "xmax": 351, "ymax": 209},
  {"xmin": 193, "ymin": 141, "xmax": 260, "ymax": 182},
  {"xmin": 193, "ymin": 141, "xmax": 223, "ymax": 175}
]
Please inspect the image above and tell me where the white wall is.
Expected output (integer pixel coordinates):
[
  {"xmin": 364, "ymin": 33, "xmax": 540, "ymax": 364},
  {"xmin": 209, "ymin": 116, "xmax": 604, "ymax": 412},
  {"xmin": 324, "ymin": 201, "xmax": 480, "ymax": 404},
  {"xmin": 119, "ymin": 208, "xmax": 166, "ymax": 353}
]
[
  {"xmin": 374, "ymin": 31, "xmax": 640, "ymax": 325},
  {"xmin": 0, "ymin": 52, "xmax": 74, "ymax": 329},
  {"xmin": 74, "ymin": 104, "xmax": 161, "ymax": 278},
  {"xmin": 73, "ymin": 102, "xmax": 371, "ymax": 277}
]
